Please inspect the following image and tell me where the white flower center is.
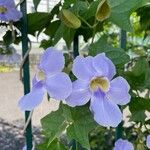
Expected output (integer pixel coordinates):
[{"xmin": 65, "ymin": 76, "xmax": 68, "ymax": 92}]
[
  {"xmin": 90, "ymin": 77, "xmax": 110, "ymax": 92},
  {"xmin": 0, "ymin": 6, "xmax": 7, "ymax": 13}
]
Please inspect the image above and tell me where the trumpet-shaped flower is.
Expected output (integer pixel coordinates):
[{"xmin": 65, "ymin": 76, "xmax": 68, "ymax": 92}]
[
  {"xmin": 18, "ymin": 47, "xmax": 72, "ymax": 111},
  {"xmin": 146, "ymin": 135, "xmax": 150, "ymax": 149},
  {"xmin": 66, "ymin": 53, "xmax": 130, "ymax": 127},
  {"xmin": 114, "ymin": 139, "xmax": 134, "ymax": 150},
  {"xmin": 0, "ymin": 0, "xmax": 22, "ymax": 22}
]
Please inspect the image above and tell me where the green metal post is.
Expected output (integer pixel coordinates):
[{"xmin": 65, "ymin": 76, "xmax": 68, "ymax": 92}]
[
  {"xmin": 73, "ymin": 35, "xmax": 79, "ymax": 58},
  {"xmin": 72, "ymin": 35, "xmax": 84, "ymax": 150},
  {"xmin": 72, "ymin": 35, "xmax": 79, "ymax": 150},
  {"xmin": 20, "ymin": 1, "xmax": 33, "ymax": 149},
  {"xmin": 115, "ymin": 29, "xmax": 127, "ymax": 140}
]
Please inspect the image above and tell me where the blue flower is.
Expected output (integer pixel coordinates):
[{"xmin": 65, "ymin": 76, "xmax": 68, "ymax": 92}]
[
  {"xmin": 0, "ymin": 0, "xmax": 22, "ymax": 22},
  {"xmin": 18, "ymin": 47, "xmax": 72, "ymax": 111},
  {"xmin": 66, "ymin": 53, "xmax": 131, "ymax": 127}
]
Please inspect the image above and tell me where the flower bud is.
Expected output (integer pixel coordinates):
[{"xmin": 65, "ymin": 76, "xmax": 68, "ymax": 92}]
[
  {"xmin": 60, "ymin": 9, "xmax": 81, "ymax": 29},
  {"xmin": 96, "ymin": 0, "xmax": 111, "ymax": 22}
]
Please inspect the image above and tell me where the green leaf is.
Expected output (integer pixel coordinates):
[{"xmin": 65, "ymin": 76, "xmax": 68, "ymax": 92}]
[
  {"xmin": 3, "ymin": 30, "xmax": 13, "ymax": 46},
  {"xmin": 40, "ymin": 39, "xmax": 53, "ymax": 49},
  {"xmin": 63, "ymin": 0, "xmax": 76, "ymax": 8},
  {"xmin": 53, "ymin": 24, "xmax": 64, "ymax": 46},
  {"xmin": 64, "ymin": 105, "xmax": 97, "ymax": 150},
  {"xmin": 125, "ymin": 71, "xmax": 145, "ymax": 90},
  {"xmin": 109, "ymin": 0, "xmax": 145, "ymax": 31},
  {"xmin": 124, "ymin": 58, "xmax": 149, "ymax": 90},
  {"xmin": 44, "ymin": 21, "xmax": 61, "ymax": 38},
  {"xmin": 132, "ymin": 57, "xmax": 149, "ymax": 76},
  {"xmin": 83, "ymin": 0, "xmax": 100, "ymax": 20},
  {"xmin": 63, "ymin": 25, "xmax": 75, "ymax": 49},
  {"xmin": 130, "ymin": 110, "xmax": 146, "ymax": 123},
  {"xmin": 41, "ymin": 105, "xmax": 68, "ymax": 144},
  {"xmin": 27, "ymin": 12, "xmax": 51, "ymax": 35},
  {"xmin": 72, "ymin": 1, "xmax": 89, "ymax": 17},
  {"xmin": 129, "ymin": 97, "xmax": 150, "ymax": 113},
  {"xmin": 41, "ymin": 104, "xmax": 97, "ymax": 149},
  {"xmin": 53, "ymin": 23, "xmax": 75, "ymax": 49},
  {"xmin": 89, "ymin": 35, "xmax": 129, "ymax": 66},
  {"xmin": 33, "ymin": 0, "xmax": 41, "ymax": 11},
  {"xmin": 37, "ymin": 139, "xmax": 67, "ymax": 150},
  {"xmin": 144, "ymin": 68, "xmax": 150, "ymax": 89}
]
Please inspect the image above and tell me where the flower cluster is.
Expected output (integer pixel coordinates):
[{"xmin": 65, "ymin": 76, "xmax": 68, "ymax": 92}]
[
  {"xmin": 0, "ymin": 0, "xmax": 22, "ymax": 22},
  {"xmin": 18, "ymin": 47, "xmax": 131, "ymax": 128}
]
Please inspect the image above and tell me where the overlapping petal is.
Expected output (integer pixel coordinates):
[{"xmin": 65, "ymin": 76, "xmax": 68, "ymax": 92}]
[
  {"xmin": 18, "ymin": 81, "xmax": 45, "ymax": 111},
  {"xmin": 38, "ymin": 47, "xmax": 65, "ymax": 75},
  {"xmin": 93, "ymin": 53, "xmax": 116, "ymax": 80},
  {"xmin": 32, "ymin": 75, "xmax": 39, "ymax": 86},
  {"xmin": 66, "ymin": 80, "xmax": 91, "ymax": 107},
  {"xmin": 0, "ymin": 0, "xmax": 15, "ymax": 7},
  {"xmin": 146, "ymin": 135, "xmax": 150, "ymax": 149},
  {"xmin": 45, "ymin": 72, "xmax": 72, "ymax": 100},
  {"xmin": 106, "ymin": 77, "xmax": 131, "ymax": 105},
  {"xmin": 72, "ymin": 56, "xmax": 95, "ymax": 81},
  {"xmin": 114, "ymin": 139, "xmax": 134, "ymax": 150},
  {"xmin": 90, "ymin": 91, "xmax": 122, "ymax": 127}
]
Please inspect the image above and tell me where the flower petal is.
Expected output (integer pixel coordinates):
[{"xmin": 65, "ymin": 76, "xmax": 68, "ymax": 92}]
[
  {"xmin": 90, "ymin": 91, "xmax": 122, "ymax": 127},
  {"xmin": 0, "ymin": 0, "xmax": 15, "ymax": 7},
  {"xmin": 93, "ymin": 53, "xmax": 116, "ymax": 80},
  {"xmin": 146, "ymin": 135, "xmax": 150, "ymax": 149},
  {"xmin": 114, "ymin": 139, "xmax": 134, "ymax": 150},
  {"xmin": 45, "ymin": 72, "xmax": 72, "ymax": 100},
  {"xmin": 32, "ymin": 75, "xmax": 39, "ymax": 86},
  {"xmin": 106, "ymin": 76, "xmax": 131, "ymax": 105},
  {"xmin": 72, "ymin": 56, "xmax": 95, "ymax": 81},
  {"xmin": 5, "ymin": 8, "xmax": 22, "ymax": 21},
  {"xmin": 38, "ymin": 47, "xmax": 65, "ymax": 75},
  {"xmin": 66, "ymin": 79, "xmax": 91, "ymax": 107},
  {"xmin": 18, "ymin": 81, "xmax": 45, "ymax": 111}
]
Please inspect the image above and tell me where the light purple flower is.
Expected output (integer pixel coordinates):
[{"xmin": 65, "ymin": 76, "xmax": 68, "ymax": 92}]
[
  {"xmin": 18, "ymin": 47, "xmax": 72, "ymax": 111},
  {"xmin": 0, "ymin": 46, "xmax": 21, "ymax": 65},
  {"xmin": 0, "ymin": 0, "xmax": 22, "ymax": 22},
  {"xmin": 114, "ymin": 139, "xmax": 134, "ymax": 150},
  {"xmin": 66, "ymin": 53, "xmax": 130, "ymax": 127},
  {"xmin": 146, "ymin": 135, "xmax": 150, "ymax": 149}
]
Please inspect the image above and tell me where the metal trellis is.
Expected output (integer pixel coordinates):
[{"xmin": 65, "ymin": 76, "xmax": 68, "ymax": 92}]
[{"xmin": 20, "ymin": 0, "xmax": 33, "ymax": 150}]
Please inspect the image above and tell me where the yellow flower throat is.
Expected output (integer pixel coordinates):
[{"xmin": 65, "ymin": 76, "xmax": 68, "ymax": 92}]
[
  {"xmin": 90, "ymin": 77, "xmax": 109, "ymax": 92},
  {"xmin": 0, "ymin": 6, "xmax": 7, "ymax": 13}
]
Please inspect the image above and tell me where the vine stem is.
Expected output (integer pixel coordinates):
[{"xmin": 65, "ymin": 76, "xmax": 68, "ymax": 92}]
[
  {"xmin": 19, "ymin": 40, "xmax": 32, "ymax": 81},
  {"xmin": 22, "ymin": 110, "xmax": 34, "ymax": 134},
  {"xmin": 78, "ymin": 16, "xmax": 93, "ymax": 28},
  {"xmin": 16, "ymin": 0, "xmax": 25, "ymax": 8},
  {"xmin": 91, "ymin": 19, "xmax": 97, "ymax": 44}
]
